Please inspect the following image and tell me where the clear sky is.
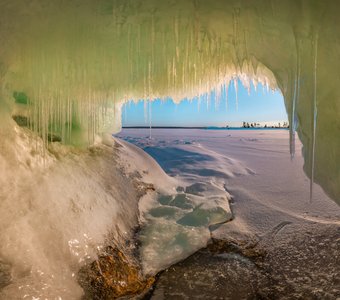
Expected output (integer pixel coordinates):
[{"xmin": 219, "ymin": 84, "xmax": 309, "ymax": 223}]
[{"xmin": 122, "ymin": 79, "xmax": 287, "ymax": 127}]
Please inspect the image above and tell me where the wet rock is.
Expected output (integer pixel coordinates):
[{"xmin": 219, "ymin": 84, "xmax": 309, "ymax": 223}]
[
  {"xmin": 208, "ymin": 237, "xmax": 266, "ymax": 260},
  {"xmin": 149, "ymin": 244, "xmax": 268, "ymax": 300},
  {"xmin": 78, "ymin": 246, "xmax": 154, "ymax": 300},
  {"xmin": 149, "ymin": 223, "xmax": 340, "ymax": 300},
  {"xmin": 133, "ymin": 182, "xmax": 156, "ymax": 199}
]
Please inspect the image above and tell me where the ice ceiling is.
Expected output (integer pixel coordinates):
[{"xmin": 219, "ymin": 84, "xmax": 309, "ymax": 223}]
[{"xmin": 0, "ymin": 0, "xmax": 339, "ymax": 202}]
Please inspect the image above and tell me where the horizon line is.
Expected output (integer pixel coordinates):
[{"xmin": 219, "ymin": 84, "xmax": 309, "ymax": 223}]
[{"xmin": 122, "ymin": 126, "xmax": 289, "ymax": 129}]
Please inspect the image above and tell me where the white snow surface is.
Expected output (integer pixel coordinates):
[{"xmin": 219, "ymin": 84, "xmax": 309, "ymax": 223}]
[
  {"xmin": 117, "ymin": 128, "xmax": 340, "ymax": 272},
  {"xmin": 0, "ymin": 125, "xmax": 339, "ymax": 299},
  {"xmin": 116, "ymin": 136, "xmax": 236, "ymax": 274},
  {"xmin": 0, "ymin": 126, "xmax": 160, "ymax": 299}
]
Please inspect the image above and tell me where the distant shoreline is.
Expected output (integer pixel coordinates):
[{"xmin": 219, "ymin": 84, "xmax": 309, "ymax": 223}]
[{"xmin": 122, "ymin": 126, "xmax": 289, "ymax": 130}]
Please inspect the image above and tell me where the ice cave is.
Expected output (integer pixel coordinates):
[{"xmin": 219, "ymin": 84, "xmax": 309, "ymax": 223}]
[{"xmin": 0, "ymin": 0, "xmax": 339, "ymax": 299}]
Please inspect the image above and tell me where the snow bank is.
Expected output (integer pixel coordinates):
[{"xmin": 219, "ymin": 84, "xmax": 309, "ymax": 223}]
[{"xmin": 0, "ymin": 124, "xmax": 145, "ymax": 298}]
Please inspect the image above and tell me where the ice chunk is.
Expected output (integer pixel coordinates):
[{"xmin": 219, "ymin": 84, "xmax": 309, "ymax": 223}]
[{"xmin": 177, "ymin": 205, "xmax": 231, "ymax": 227}]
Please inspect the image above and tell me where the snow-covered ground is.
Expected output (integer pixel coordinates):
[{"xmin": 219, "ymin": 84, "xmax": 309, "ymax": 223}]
[
  {"xmin": 0, "ymin": 126, "xmax": 165, "ymax": 299},
  {"xmin": 117, "ymin": 135, "xmax": 235, "ymax": 274},
  {"xmin": 117, "ymin": 128, "xmax": 340, "ymax": 274},
  {"xmin": 1, "ymin": 127, "xmax": 338, "ymax": 299}
]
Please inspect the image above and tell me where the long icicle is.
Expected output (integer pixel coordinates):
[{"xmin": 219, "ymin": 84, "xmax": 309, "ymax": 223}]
[
  {"xmin": 290, "ymin": 74, "xmax": 297, "ymax": 159},
  {"xmin": 310, "ymin": 30, "xmax": 319, "ymax": 202},
  {"xmin": 233, "ymin": 77, "xmax": 238, "ymax": 111},
  {"xmin": 149, "ymin": 99, "xmax": 152, "ymax": 139},
  {"xmin": 290, "ymin": 38, "xmax": 301, "ymax": 160},
  {"xmin": 225, "ymin": 80, "xmax": 230, "ymax": 111},
  {"xmin": 148, "ymin": 61, "xmax": 152, "ymax": 140}
]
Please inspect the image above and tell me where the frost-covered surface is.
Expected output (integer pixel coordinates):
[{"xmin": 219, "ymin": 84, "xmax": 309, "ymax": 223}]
[
  {"xmin": 0, "ymin": 0, "xmax": 339, "ymax": 296},
  {"xmin": 0, "ymin": 123, "xmax": 234, "ymax": 297},
  {"xmin": 0, "ymin": 122, "xmax": 230, "ymax": 298},
  {"xmin": 0, "ymin": 125, "xmax": 338, "ymax": 298},
  {"xmin": 119, "ymin": 128, "xmax": 340, "ymax": 238},
  {"xmin": 0, "ymin": 0, "xmax": 339, "ymax": 202},
  {"xmin": 0, "ymin": 124, "xmax": 150, "ymax": 299},
  {"xmin": 119, "ymin": 128, "xmax": 340, "ymax": 298},
  {"xmin": 150, "ymin": 223, "xmax": 340, "ymax": 299},
  {"xmin": 116, "ymin": 138, "xmax": 234, "ymax": 274}
]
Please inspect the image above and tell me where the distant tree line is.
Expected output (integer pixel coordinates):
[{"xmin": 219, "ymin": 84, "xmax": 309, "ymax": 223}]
[{"xmin": 242, "ymin": 121, "xmax": 289, "ymax": 128}]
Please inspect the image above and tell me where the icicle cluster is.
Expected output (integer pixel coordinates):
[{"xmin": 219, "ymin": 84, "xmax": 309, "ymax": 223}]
[{"xmin": 0, "ymin": 0, "xmax": 339, "ymax": 202}]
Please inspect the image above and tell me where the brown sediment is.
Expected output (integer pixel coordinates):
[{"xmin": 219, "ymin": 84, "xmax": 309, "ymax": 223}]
[
  {"xmin": 12, "ymin": 115, "xmax": 28, "ymax": 127},
  {"xmin": 133, "ymin": 181, "xmax": 156, "ymax": 199},
  {"xmin": 78, "ymin": 246, "xmax": 154, "ymax": 300}
]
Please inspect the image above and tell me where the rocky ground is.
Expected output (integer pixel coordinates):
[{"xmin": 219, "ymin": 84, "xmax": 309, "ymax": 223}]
[
  {"xmin": 145, "ymin": 222, "xmax": 340, "ymax": 300},
  {"xmin": 74, "ymin": 221, "xmax": 339, "ymax": 300}
]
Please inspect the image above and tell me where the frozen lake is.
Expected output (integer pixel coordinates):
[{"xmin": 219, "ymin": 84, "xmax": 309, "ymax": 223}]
[{"xmin": 116, "ymin": 128, "xmax": 340, "ymax": 298}]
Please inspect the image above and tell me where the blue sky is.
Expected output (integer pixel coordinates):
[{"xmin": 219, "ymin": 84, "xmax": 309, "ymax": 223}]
[{"xmin": 122, "ymin": 79, "xmax": 287, "ymax": 127}]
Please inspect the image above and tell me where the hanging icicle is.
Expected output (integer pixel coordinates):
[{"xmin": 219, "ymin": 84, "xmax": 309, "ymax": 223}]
[
  {"xmin": 290, "ymin": 38, "xmax": 301, "ymax": 160},
  {"xmin": 233, "ymin": 77, "xmax": 239, "ymax": 111},
  {"xmin": 310, "ymin": 30, "xmax": 319, "ymax": 202},
  {"xmin": 149, "ymin": 99, "xmax": 152, "ymax": 139}
]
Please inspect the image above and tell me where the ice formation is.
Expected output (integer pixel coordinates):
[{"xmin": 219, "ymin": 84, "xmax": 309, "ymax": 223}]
[
  {"xmin": 0, "ymin": 0, "xmax": 339, "ymax": 297},
  {"xmin": 0, "ymin": 0, "xmax": 338, "ymax": 202},
  {"xmin": 0, "ymin": 127, "xmax": 143, "ymax": 298}
]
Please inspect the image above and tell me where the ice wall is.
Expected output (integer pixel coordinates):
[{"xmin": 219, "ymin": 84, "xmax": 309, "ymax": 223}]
[{"xmin": 0, "ymin": 0, "xmax": 339, "ymax": 202}]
